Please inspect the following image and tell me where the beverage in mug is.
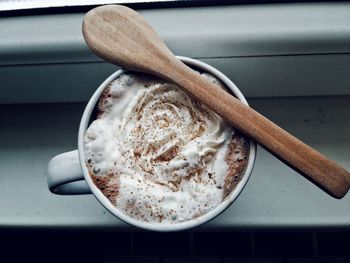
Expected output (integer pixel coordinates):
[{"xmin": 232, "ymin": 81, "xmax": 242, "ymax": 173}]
[{"xmin": 83, "ymin": 70, "xmax": 250, "ymax": 223}]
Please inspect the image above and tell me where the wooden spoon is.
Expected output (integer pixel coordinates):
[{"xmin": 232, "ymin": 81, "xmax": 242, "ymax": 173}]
[{"xmin": 82, "ymin": 5, "xmax": 350, "ymax": 198}]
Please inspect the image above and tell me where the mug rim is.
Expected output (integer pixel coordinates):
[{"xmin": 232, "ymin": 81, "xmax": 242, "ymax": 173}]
[{"xmin": 78, "ymin": 56, "xmax": 257, "ymax": 231}]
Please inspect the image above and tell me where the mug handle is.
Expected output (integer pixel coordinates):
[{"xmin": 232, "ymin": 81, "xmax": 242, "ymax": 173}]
[{"xmin": 47, "ymin": 150, "xmax": 92, "ymax": 195}]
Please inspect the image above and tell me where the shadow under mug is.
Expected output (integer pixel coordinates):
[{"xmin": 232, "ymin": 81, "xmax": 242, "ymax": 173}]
[{"xmin": 47, "ymin": 56, "xmax": 257, "ymax": 231}]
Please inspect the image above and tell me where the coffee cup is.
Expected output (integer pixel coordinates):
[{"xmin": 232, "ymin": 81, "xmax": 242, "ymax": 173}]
[{"xmin": 47, "ymin": 56, "xmax": 257, "ymax": 231}]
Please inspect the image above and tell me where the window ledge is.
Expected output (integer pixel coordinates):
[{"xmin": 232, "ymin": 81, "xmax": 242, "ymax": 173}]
[{"xmin": 1, "ymin": 2, "xmax": 350, "ymax": 66}]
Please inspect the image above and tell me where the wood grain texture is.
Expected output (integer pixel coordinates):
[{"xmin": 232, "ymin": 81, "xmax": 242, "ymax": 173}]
[{"xmin": 82, "ymin": 5, "xmax": 350, "ymax": 198}]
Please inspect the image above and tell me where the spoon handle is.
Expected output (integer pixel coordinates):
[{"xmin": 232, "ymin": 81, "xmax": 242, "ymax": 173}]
[{"xmin": 169, "ymin": 60, "xmax": 350, "ymax": 198}]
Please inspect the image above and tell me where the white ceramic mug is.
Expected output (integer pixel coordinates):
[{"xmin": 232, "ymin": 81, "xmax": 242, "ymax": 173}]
[{"xmin": 47, "ymin": 56, "xmax": 257, "ymax": 231}]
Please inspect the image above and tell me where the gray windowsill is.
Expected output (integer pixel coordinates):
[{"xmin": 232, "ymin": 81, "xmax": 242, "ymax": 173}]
[
  {"xmin": 1, "ymin": 96, "xmax": 349, "ymax": 230},
  {"xmin": 1, "ymin": 2, "xmax": 350, "ymax": 230}
]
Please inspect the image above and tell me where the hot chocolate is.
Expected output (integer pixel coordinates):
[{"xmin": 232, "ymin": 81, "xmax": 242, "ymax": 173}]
[{"xmin": 83, "ymin": 71, "xmax": 250, "ymax": 223}]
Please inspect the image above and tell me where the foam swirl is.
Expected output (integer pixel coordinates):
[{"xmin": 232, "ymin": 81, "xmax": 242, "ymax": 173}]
[{"xmin": 121, "ymin": 83, "xmax": 227, "ymax": 190}]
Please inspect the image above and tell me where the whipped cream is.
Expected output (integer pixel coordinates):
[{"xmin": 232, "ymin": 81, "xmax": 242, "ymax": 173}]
[{"xmin": 84, "ymin": 72, "xmax": 245, "ymax": 223}]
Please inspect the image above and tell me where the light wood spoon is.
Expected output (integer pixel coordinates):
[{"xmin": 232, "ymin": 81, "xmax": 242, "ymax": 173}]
[{"xmin": 82, "ymin": 5, "xmax": 350, "ymax": 198}]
